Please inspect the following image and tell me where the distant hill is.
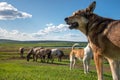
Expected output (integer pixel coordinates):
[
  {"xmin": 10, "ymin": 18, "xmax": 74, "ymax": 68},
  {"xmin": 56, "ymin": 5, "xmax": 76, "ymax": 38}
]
[
  {"xmin": 0, "ymin": 39, "xmax": 88, "ymax": 48},
  {"xmin": 0, "ymin": 39, "xmax": 87, "ymax": 44},
  {"xmin": 0, "ymin": 39, "xmax": 19, "ymax": 43}
]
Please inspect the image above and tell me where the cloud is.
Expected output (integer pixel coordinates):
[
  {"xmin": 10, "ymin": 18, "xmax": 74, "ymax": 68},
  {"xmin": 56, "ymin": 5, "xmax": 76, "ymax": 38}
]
[
  {"xmin": 0, "ymin": 23, "xmax": 87, "ymax": 41},
  {"xmin": 0, "ymin": 2, "xmax": 32, "ymax": 20},
  {"xmin": 62, "ymin": 33, "xmax": 87, "ymax": 41},
  {"xmin": 32, "ymin": 23, "xmax": 69, "ymax": 37},
  {"xmin": 0, "ymin": 28, "xmax": 34, "ymax": 40}
]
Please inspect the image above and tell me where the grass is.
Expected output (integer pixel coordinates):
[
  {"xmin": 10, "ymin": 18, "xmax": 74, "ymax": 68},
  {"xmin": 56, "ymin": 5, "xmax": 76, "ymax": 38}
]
[
  {"xmin": 0, "ymin": 55, "xmax": 112, "ymax": 80},
  {"xmin": 0, "ymin": 42, "xmax": 112, "ymax": 80}
]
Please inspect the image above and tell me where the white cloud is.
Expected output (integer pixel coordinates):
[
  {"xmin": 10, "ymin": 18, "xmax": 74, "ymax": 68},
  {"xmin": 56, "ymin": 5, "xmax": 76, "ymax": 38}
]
[
  {"xmin": 0, "ymin": 28, "xmax": 34, "ymax": 40},
  {"xmin": 62, "ymin": 33, "xmax": 87, "ymax": 41},
  {"xmin": 0, "ymin": 23, "xmax": 87, "ymax": 41},
  {"xmin": 0, "ymin": 2, "xmax": 32, "ymax": 20},
  {"xmin": 32, "ymin": 23, "xmax": 68, "ymax": 37}
]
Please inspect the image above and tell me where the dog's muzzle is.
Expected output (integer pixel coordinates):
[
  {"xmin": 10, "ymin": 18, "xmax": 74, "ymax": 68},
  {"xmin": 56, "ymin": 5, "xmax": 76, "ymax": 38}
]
[{"xmin": 64, "ymin": 17, "xmax": 79, "ymax": 29}]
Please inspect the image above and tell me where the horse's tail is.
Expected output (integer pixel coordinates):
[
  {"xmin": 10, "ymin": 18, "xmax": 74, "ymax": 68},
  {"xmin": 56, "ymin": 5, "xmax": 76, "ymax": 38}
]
[{"xmin": 72, "ymin": 43, "xmax": 79, "ymax": 50}]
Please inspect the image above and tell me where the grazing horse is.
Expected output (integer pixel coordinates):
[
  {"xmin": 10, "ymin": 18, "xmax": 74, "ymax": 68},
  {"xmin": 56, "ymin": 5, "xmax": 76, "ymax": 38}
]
[
  {"xmin": 35, "ymin": 48, "xmax": 51, "ymax": 62},
  {"xmin": 26, "ymin": 47, "xmax": 43, "ymax": 61},
  {"xmin": 57, "ymin": 50, "xmax": 64, "ymax": 62},
  {"xmin": 19, "ymin": 47, "xmax": 24, "ymax": 58},
  {"xmin": 51, "ymin": 48, "xmax": 64, "ymax": 63}
]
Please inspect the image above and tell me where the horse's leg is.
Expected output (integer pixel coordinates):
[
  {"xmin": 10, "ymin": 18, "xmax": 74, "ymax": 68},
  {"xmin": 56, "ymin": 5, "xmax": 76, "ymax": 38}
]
[
  {"xmin": 20, "ymin": 52, "xmax": 22, "ymax": 58},
  {"xmin": 43, "ymin": 56, "xmax": 46, "ymax": 62},
  {"xmin": 33, "ymin": 54, "xmax": 36, "ymax": 62},
  {"xmin": 36, "ymin": 55, "xmax": 38, "ymax": 62},
  {"xmin": 58, "ymin": 57, "xmax": 59, "ymax": 62},
  {"xmin": 59, "ymin": 56, "xmax": 62, "ymax": 62},
  {"xmin": 21, "ymin": 52, "xmax": 24, "ymax": 58},
  {"xmin": 58, "ymin": 56, "xmax": 61, "ymax": 62},
  {"xmin": 52, "ymin": 58, "xmax": 54, "ymax": 63},
  {"xmin": 40, "ymin": 56, "xmax": 43, "ymax": 62},
  {"xmin": 47, "ymin": 55, "xmax": 49, "ymax": 63},
  {"xmin": 26, "ymin": 54, "xmax": 30, "ymax": 61},
  {"xmin": 51, "ymin": 56, "xmax": 54, "ymax": 63}
]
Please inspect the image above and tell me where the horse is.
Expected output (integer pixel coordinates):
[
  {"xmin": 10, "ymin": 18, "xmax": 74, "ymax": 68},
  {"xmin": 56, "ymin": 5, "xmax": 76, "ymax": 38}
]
[{"xmin": 50, "ymin": 48, "xmax": 64, "ymax": 63}]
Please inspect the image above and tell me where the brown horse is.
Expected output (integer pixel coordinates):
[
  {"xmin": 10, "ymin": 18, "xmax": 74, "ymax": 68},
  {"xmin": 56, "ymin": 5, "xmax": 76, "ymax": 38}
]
[
  {"xmin": 35, "ymin": 48, "xmax": 51, "ymax": 62},
  {"xmin": 26, "ymin": 47, "xmax": 43, "ymax": 61}
]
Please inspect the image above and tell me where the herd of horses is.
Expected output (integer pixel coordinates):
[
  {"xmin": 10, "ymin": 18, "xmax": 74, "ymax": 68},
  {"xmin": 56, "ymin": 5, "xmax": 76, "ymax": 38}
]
[
  {"xmin": 19, "ymin": 47, "xmax": 65, "ymax": 63},
  {"xmin": 19, "ymin": 43, "xmax": 93, "ymax": 74}
]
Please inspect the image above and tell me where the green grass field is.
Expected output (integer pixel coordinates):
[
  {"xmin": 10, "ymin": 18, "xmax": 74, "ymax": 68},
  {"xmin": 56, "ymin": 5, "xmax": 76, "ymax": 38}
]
[{"xmin": 0, "ymin": 42, "xmax": 112, "ymax": 80}]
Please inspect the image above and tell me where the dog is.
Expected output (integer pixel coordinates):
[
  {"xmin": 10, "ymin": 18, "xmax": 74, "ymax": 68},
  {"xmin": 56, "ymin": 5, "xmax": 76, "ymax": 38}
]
[
  {"xmin": 69, "ymin": 43, "xmax": 93, "ymax": 74},
  {"xmin": 65, "ymin": 1, "xmax": 120, "ymax": 80}
]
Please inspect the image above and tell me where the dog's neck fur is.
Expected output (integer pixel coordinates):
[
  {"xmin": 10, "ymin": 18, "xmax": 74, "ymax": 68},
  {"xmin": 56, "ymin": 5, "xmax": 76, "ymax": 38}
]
[
  {"xmin": 85, "ymin": 13, "xmax": 114, "ymax": 35},
  {"xmin": 85, "ymin": 13, "xmax": 115, "ymax": 50}
]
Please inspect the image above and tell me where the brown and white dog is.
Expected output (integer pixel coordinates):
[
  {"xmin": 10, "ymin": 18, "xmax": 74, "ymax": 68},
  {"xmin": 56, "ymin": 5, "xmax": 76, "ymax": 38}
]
[
  {"xmin": 70, "ymin": 43, "xmax": 93, "ymax": 74},
  {"xmin": 65, "ymin": 1, "xmax": 120, "ymax": 80}
]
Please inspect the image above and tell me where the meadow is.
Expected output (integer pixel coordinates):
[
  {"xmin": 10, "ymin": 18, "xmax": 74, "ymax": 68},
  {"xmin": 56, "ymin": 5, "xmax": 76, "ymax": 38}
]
[{"xmin": 0, "ymin": 41, "xmax": 112, "ymax": 80}]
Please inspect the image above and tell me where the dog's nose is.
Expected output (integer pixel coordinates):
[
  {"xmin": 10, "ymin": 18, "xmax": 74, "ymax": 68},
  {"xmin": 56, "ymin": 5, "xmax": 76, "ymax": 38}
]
[{"xmin": 64, "ymin": 17, "xmax": 68, "ymax": 21}]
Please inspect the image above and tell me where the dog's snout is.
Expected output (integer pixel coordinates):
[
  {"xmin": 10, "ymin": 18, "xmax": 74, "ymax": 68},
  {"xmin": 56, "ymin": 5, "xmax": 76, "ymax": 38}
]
[{"xmin": 64, "ymin": 17, "xmax": 68, "ymax": 21}]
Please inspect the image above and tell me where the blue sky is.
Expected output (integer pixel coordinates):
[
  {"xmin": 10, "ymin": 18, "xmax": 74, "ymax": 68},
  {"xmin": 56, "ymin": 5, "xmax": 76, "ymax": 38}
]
[{"xmin": 0, "ymin": 0, "xmax": 120, "ymax": 41}]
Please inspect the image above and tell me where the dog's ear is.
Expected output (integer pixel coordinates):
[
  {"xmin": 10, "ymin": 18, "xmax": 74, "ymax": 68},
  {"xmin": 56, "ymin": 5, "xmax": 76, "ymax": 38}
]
[{"xmin": 86, "ymin": 1, "xmax": 96, "ymax": 13}]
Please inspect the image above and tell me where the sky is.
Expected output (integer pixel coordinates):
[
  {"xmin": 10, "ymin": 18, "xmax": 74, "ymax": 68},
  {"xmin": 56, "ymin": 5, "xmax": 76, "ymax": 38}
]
[{"xmin": 0, "ymin": 0, "xmax": 120, "ymax": 41}]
